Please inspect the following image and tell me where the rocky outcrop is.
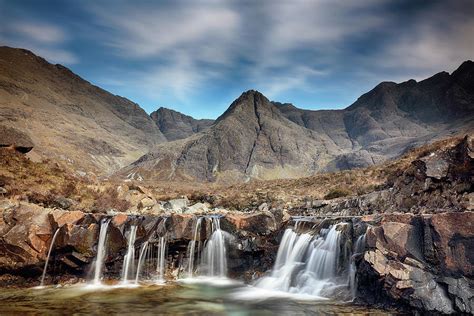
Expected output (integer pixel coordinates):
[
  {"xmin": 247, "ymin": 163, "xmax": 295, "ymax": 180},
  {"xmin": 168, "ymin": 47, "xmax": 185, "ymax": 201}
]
[
  {"xmin": 0, "ymin": 202, "xmax": 288, "ymax": 284},
  {"xmin": 0, "ymin": 201, "xmax": 472, "ymax": 314},
  {"xmin": 150, "ymin": 107, "xmax": 214, "ymax": 141},
  {"xmin": 0, "ymin": 126, "xmax": 34, "ymax": 153},
  {"xmin": 358, "ymin": 212, "xmax": 474, "ymax": 314}
]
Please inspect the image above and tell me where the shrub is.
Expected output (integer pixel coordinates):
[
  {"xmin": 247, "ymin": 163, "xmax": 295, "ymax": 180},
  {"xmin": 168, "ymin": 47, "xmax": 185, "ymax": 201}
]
[{"xmin": 324, "ymin": 188, "xmax": 351, "ymax": 200}]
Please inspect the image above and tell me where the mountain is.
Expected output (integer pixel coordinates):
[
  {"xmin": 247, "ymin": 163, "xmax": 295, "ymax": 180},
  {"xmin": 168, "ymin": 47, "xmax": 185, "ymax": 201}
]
[
  {"xmin": 150, "ymin": 107, "xmax": 214, "ymax": 141},
  {"xmin": 0, "ymin": 46, "xmax": 166, "ymax": 174},
  {"xmin": 124, "ymin": 62, "xmax": 474, "ymax": 182}
]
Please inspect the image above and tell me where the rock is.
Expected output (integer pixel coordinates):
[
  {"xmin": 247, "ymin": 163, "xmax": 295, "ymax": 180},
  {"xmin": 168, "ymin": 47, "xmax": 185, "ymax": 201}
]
[
  {"xmin": 53, "ymin": 196, "xmax": 75, "ymax": 210},
  {"xmin": 429, "ymin": 211, "xmax": 474, "ymax": 276},
  {"xmin": 379, "ymin": 221, "xmax": 423, "ymax": 261},
  {"xmin": 57, "ymin": 223, "xmax": 98, "ymax": 257},
  {"xmin": 0, "ymin": 125, "xmax": 34, "ymax": 153},
  {"xmin": 223, "ymin": 212, "xmax": 277, "ymax": 236},
  {"xmin": 443, "ymin": 277, "xmax": 474, "ymax": 314},
  {"xmin": 52, "ymin": 210, "xmax": 85, "ymax": 227},
  {"xmin": 124, "ymin": 190, "xmax": 147, "ymax": 207},
  {"xmin": 420, "ymin": 153, "xmax": 450, "ymax": 179},
  {"xmin": 138, "ymin": 197, "xmax": 155, "ymax": 209},
  {"xmin": 363, "ymin": 249, "xmax": 454, "ymax": 314},
  {"xmin": 167, "ymin": 215, "xmax": 194, "ymax": 240},
  {"xmin": 184, "ymin": 202, "xmax": 209, "ymax": 214},
  {"xmin": 0, "ymin": 203, "xmax": 54, "ymax": 269},
  {"xmin": 164, "ymin": 198, "xmax": 188, "ymax": 212},
  {"xmin": 111, "ymin": 213, "xmax": 128, "ymax": 227},
  {"xmin": 258, "ymin": 203, "xmax": 269, "ymax": 212}
]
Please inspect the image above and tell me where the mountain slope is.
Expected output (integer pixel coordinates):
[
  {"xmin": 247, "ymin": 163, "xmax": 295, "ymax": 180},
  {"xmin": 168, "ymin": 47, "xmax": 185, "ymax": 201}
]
[
  {"xmin": 125, "ymin": 62, "xmax": 474, "ymax": 182},
  {"xmin": 150, "ymin": 107, "xmax": 214, "ymax": 141},
  {"xmin": 0, "ymin": 46, "xmax": 166, "ymax": 174},
  {"xmin": 124, "ymin": 90, "xmax": 346, "ymax": 182}
]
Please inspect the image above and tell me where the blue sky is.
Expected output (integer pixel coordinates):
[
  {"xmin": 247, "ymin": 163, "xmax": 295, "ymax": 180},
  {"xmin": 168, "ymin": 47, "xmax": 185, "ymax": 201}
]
[{"xmin": 1, "ymin": 0, "xmax": 473, "ymax": 119}]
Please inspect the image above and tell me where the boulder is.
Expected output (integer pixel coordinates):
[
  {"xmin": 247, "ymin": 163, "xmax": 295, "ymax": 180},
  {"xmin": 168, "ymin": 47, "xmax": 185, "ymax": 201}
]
[
  {"xmin": 184, "ymin": 202, "xmax": 209, "ymax": 214},
  {"xmin": 223, "ymin": 212, "xmax": 277, "ymax": 236},
  {"xmin": 164, "ymin": 198, "xmax": 188, "ymax": 212},
  {"xmin": 428, "ymin": 211, "xmax": 474, "ymax": 276},
  {"xmin": 0, "ymin": 203, "xmax": 54, "ymax": 269},
  {"xmin": 0, "ymin": 125, "xmax": 34, "ymax": 153},
  {"xmin": 138, "ymin": 197, "xmax": 156, "ymax": 209},
  {"xmin": 52, "ymin": 210, "xmax": 85, "ymax": 227},
  {"xmin": 364, "ymin": 249, "xmax": 454, "ymax": 314}
]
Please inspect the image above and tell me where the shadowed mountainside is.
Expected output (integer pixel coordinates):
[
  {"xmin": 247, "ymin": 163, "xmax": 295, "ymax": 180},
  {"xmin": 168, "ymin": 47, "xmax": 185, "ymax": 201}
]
[
  {"xmin": 125, "ymin": 62, "xmax": 473, "ymax": 182},
  {"xmin": 150, "ymin": 107, "xmax": 214, "ymax": 141}
]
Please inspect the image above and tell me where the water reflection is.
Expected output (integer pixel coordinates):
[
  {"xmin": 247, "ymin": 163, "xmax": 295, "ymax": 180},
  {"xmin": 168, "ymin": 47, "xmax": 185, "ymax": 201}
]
[{"xmin": 0, "ymin": 281, "xmax": 400, "ymax": 315}]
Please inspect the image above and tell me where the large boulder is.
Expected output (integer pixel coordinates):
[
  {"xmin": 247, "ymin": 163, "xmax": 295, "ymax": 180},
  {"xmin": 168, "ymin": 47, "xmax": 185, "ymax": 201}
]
[
  {"xmin": 0, "ymin": 203, "xmax": 54, "ymax": 269},
  {"xmin": 360, "ymin": 211, "xmax": 474, "ymax": 314},
  {"xmin": 428, "ymin": 212, "xmax": 474, "ymax": 276},
  {"xmin": 0, "ymin": 125, "xmax": 34, "ymax": 153}
]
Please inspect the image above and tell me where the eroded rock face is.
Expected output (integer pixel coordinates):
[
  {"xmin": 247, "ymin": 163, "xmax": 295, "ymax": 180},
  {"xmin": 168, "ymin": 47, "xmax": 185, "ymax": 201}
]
[{"xmin": 360, "ymin": 211, "xmax": 474, "ymax": 314}]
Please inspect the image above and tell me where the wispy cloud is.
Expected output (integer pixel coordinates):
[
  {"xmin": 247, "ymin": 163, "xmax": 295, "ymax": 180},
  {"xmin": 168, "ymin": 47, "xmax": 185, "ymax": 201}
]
[
  {"xmin": 1, "ymin": 20, "xmax": 78, "ymax": 64},
  {"xmin": 11, "ymin": 22, "xmax": 67, "ymax": 44}
]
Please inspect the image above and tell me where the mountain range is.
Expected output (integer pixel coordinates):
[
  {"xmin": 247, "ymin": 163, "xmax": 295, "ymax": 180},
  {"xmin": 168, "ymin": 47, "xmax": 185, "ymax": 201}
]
[{"xmin": 0, "ymin": 46, "xmax": 473, "ymax": 181}]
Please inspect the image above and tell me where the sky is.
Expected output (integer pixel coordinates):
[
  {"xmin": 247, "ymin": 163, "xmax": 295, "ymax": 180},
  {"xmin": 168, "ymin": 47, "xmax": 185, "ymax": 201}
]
[{"xmin": 1, "ymin": 0, "xmax": 473, "ymax": 119}]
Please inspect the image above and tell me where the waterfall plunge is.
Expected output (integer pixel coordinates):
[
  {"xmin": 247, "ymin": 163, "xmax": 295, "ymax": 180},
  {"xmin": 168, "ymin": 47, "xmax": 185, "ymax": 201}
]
[
  {"xmin": 186, "ymin": 217, "xmax": 203, "ymax": 277},
  {"xmin": 92, "ymin": 218, "xmax": 111, "ymax": 285},
  {"xmin": 198, "ymin": 217, "xmax": 228, "ymax": 278},
  {"xmin": 121, "ymin": 225, "xmax": 137, "ymax": 284},
  {"xmin": 39, "ymin": 228, "xmax": 60, "ymax": 287},
  {"xmin": 256, "ymin": 222, "xmax": 352, "ymax": 298}
]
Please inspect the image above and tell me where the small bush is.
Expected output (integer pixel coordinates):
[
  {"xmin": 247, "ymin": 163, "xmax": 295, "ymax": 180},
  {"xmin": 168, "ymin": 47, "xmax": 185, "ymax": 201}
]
[
  {"xmin": 92, "ymin": 187, "xmax": 130, "ymax": 213},
  {"xmin": 324, "ymin": 188, "xmax": 351, "ymax": 200}
]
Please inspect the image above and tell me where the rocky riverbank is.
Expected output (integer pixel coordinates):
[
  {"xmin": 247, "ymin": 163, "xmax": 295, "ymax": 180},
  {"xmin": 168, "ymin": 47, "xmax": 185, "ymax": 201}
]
[
  {"xmin": 0, "ymin": 200, "xmax": 472, "ymax": 314},
  {"xmin": 0, "ymin": 136, "xmax": 472, "ymax": 314}
]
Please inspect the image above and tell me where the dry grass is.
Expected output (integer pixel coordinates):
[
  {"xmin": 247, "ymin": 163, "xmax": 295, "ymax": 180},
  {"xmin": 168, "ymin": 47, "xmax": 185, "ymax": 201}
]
[
  {"xmin": 0, "ymin": 148, "xmax": 129, "ymax": 212},
  {"xmin": 0, "ymin": 135, "xmax": 465, "ymax": 212}
]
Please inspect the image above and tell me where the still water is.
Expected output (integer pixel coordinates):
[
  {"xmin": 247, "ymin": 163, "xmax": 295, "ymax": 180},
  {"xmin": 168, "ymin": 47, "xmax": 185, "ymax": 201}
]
[{"xmin": 0, "ymin": 279, "xmax": 399, "ymax": 315}]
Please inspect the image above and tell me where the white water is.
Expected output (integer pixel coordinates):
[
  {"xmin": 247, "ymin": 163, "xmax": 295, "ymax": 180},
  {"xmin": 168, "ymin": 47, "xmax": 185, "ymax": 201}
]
[
  {"xmin": 349, "ymin": 233, "xmax": 366, "ymax": 298},
  {"xmin": 121, "ymin": 225, "xmax": 137, "ymax": 284},
  {"xmin": 134, "ymin": 241, "xmax": 149, "ymax": 284},
  {"xmin": 156, "ymin": 236, "xmax": 167, "ymax": 282},
  {"xmin": 39, "ymin": 228, "xmax": 60, "ymax": 287},
  {"xmin": 92, "ymin": 218, "xmax": 111, "ymax": 285},
  {"xmin": 199, "ymin": 217, "xmax": 227, "ymax": 278},
  {"xmin": 256, "ymin": 222, "xmax": 350, "ymax": 298},
  {"xmin": 187, "ymin": 217, "xmax": 203, "ymax": 277}
]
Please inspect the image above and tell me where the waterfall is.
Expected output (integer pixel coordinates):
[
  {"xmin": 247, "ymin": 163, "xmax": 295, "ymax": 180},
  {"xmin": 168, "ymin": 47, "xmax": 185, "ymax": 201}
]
[
  {"xmin": 134, "ymin": 241, "xmax": 149, "ymax": 284},
  {"xmin": 121, "ymin": 225, "xmax": 137, "ymax": 284},
  {"xmin": 349, "ymin": 233, "xmax": 366, "ymax": 299},
  {"xmin": 92, "ymin": 218, "xmax": 111, "ymax": 284},
  {"xmin": 256, "ymin": 221, "xmax": 351, "ymax": 298},
  {"xmin": 156, "ymin": 236, "xmax": 167, "ymax": 282},
  {"xmin": 198, "ymin": 217, "xmax": 227, "ymax": 278},
  {"xmin": 187, "ymin": 217, "xmax": 203, "ymax": 276},
  {"xmin": 39, "ymin": 228, "xmax": 60, "ymax": 287}
]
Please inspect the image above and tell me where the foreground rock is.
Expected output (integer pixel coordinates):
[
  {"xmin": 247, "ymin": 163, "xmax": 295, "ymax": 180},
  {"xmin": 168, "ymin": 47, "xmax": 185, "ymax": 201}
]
[{"xmin": 358, "ymin": 212, "xmax": 474, "ymax": 314}]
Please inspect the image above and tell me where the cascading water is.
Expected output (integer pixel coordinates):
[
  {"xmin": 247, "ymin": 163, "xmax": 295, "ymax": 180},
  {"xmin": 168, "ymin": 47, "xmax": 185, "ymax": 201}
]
[
  {"xmin": 198, "ymin": 217, "xmax": 227, "ymax": 278},
  {"xmin": 134, "ymin": 241, "xmax": 149, "ymax": 284},
  {"xmin": 92, "ymin": 218, "xmax": 111, "ymax": 285},
  {"xmin": 256, "ymin": 220, "xmax": 352, "ymax": 298},
  {"xmin": 186, "ymin": 217, "xmax": 203, "ymax": 277},
  {"xmin": 121, "ymin": 225, "xmax": 137, "ymax": 284},
  {"xmin": 39, "ymin": 228, "xmax": 60, "ymax": 287},
  {"xmin": 156, "ymin": 236, "xmax": 167, "ymax": 282},
  {"xmin": 349, "ymin": 233, "xmax": 366, "ymax": 298}
]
